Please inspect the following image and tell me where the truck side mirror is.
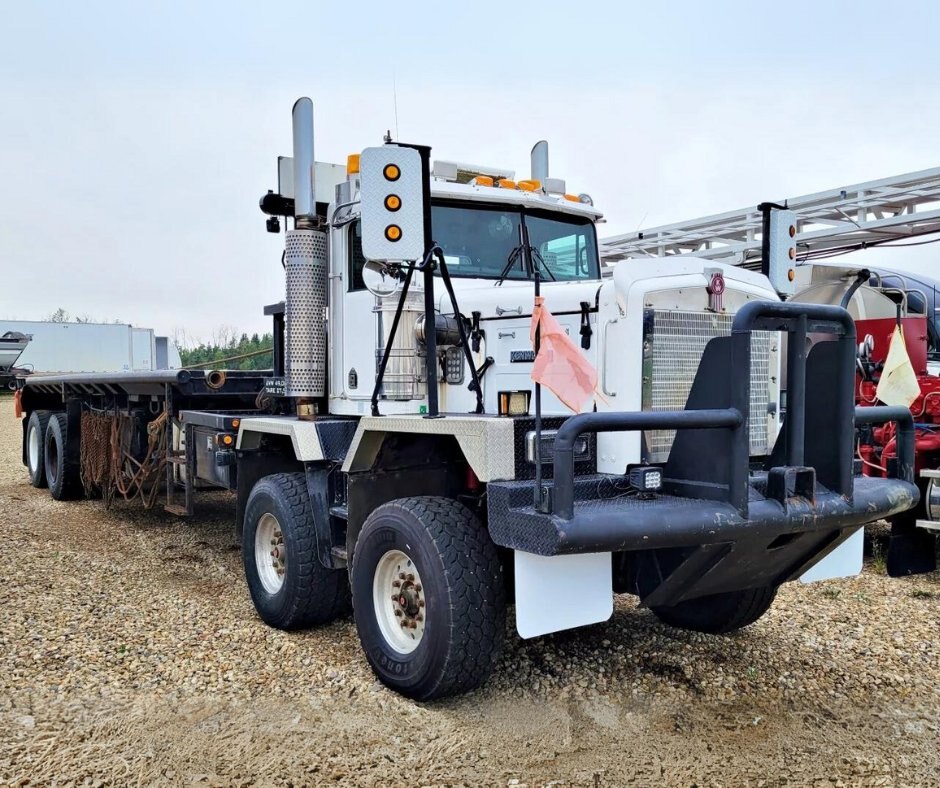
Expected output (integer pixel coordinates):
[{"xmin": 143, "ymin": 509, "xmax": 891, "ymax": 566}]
[
  {"xmin": 362, "ymin": 260, "xmax": 402, "ymax": 298},
  {"xmin": 359, "ymin": 146, "xmax": 427, "ymax": 264}
]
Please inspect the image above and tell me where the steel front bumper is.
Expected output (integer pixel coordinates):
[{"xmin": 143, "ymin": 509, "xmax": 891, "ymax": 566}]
[{"xmin": 486, "ymin": 473, "xmax": 918, "ymax": 557}]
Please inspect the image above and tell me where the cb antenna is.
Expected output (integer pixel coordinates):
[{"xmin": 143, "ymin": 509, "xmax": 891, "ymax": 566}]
[{"xmin": 393, "ymin": 69, "xmax": 400, "ymax": 140}]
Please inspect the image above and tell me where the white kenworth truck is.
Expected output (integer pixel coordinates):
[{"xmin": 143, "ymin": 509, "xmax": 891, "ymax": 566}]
[{"xmin": 17, "ymin": 98, "xmax": 919, "ymax": 700}]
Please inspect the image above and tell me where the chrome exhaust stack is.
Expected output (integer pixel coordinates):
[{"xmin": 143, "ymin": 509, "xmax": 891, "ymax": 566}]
[
  {"xmin": 530, "ymin": 140, "xmax": 549, "ymax": 182},
  {"xmin": 284, "ymin": 98, "xmax": 327, "ymax": 406}
]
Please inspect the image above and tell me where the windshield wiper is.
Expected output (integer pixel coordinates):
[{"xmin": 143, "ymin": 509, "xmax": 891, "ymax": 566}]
[
  {"xmin": 494, "ymin": 245, "xmax": 556, "ymax": 286},
  {"xmin": 495, "ymin": 244, "xmax": 526, "ymax": 287}
]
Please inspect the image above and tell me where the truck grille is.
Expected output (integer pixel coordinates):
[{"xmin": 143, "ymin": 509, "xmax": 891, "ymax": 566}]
[{"xmin": 644, "ymin": 310, "xmax": 774, "ymax": 462}]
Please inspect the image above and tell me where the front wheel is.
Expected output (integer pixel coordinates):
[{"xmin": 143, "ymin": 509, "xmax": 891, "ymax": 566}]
[
  {"xmin": 242, "ymin": 473, "xmax": 350, "ymax": 630},
  {"xmin": 351, "ymin": 496, "xmax": 505, "ymax": 701},
  {"xmin": 650, "ymin": 586, "xmax": 778, "ymax": 634}
]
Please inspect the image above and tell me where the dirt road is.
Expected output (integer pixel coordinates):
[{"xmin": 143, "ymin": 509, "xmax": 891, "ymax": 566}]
[{"xmin": 1, "ymin": 397, "xmax": 938, "ymax": 785}]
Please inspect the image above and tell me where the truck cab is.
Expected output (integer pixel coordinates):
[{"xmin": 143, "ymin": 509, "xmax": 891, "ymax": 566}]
[{"xmin": 234, "ymin": 99, "xmax": 919, "ymax": 699}]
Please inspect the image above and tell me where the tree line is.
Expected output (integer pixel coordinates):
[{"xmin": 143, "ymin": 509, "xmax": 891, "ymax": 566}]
[{"xmin": 178, "ymin": 332, "xmax": 274, "ymax": 370}]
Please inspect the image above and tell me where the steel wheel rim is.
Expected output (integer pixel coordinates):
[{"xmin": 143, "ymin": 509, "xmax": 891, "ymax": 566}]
[
  {"xmin": 255, "ymin": 512, "xmax": 286, "ymax": 594},
  {"xmin": 28, "ymin": 424, "xmax": 40, "ymax": 473},
  {"xmin": 373, "ymin": 549, "xmax": 426, "ymax": 654}
]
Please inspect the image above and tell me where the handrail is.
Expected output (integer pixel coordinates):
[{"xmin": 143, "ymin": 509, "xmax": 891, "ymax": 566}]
[{"xmin": 553, "ymin": 408, "xmax": 743, "ymax": 520}]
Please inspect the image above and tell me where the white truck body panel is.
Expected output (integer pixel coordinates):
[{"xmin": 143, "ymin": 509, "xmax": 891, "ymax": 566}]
[{"xmin": 0, "ymin": 320, "xmax": 174, "ymax": 373}]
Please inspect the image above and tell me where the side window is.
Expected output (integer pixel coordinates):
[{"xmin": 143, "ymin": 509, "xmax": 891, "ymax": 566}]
[{"xmin": 349, "ymin": 221, "xmax": 366, "ymax": 292}]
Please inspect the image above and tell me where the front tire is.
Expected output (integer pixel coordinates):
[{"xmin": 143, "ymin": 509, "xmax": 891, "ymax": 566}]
[
  {"xmin": 351, "ymin": 496, "xmax": 505, "ymax": 701},
  {"xmin": 45, "ymin": 413, "xmax": 82, "ymax": 500},
  {"xmin": 650, "ymin": 586, "xmax": 778, "ymax": 634},
  {"xmin": 242, "ymin": 473, "xmax": 350, "ymax": 630},
  {"xmin": 26, "ymin": 411, "xmax": 51, "ymax": 488}
]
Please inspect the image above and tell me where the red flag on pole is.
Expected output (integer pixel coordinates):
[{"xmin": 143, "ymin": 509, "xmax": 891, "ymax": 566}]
[{"xmin": 530, "ymin": 296, "xmax": 600, "ymax": 413}]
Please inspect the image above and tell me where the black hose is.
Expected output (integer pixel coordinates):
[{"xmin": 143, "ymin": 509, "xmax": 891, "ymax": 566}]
[{"xmin": 840, "ymin": 269, "xmax": 871, "ymax": 309}]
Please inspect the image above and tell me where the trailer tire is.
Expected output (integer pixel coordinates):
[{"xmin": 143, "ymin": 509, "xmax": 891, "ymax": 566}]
[
  {"xmin": 26, "ymin": 411, "xmax": 51, "ymax": 488},
  {"xmin": 243, "ymin": 473, "xmax": 350, "ymax": 630},
  {"xmin": 351, "ymin": 496, "xmax": 505, "ymax": 701},
  {"xmin": 650, "ymin": 586, "xmax": 778, "ymax": 634},
  {"xmin": 45, "ymin": 413, "xmax": 83, "ymax": 501}
]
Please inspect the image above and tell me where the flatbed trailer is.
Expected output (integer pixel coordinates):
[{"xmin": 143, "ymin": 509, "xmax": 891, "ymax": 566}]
[{"xmin": 18, "ymin": 368, "xmax": 272, "ymax": 515}]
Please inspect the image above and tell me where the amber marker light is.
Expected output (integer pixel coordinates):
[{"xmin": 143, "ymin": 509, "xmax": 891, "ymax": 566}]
[
  {"xmin": 385, "ymin": 194, "xmax": 401, "ymax": 211},
  {"xmin": 385, "ymin": 225, "xmax": 402, "ymax": 241},
  {"xmin": 384, "ymin": 163, "xmax": 401, "ymax": 181}
]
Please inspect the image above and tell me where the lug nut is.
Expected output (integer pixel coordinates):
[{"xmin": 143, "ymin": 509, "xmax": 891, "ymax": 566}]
[
  {"xmin": 406, "ymin": 573, "xmax": 415, "ymax": 581},
  {"xmin": 418, "ymin": 600, "xmax": 425, "ymax": 608},
  {"xmin": 401, "ymin": 620, "xmax": 408, "ymax": 628},
  {"xmin": 392, "ymin": 580, "xmax": 401, "ymax": 587},
  {"xmin": 416, "ymin": 614, "xmax": 423, "ymax": 622},
  {"xmin": 394, "ymin": 609, "xmax": 402, "ymax": 617},
  {"xmin": 408, "ymin": 621, "xmax": 417, "ymax": 629},
  {"xmin": 399, "ymin": 572, "xmax": 406, "ymax": 580},
  {"xmin": 414, "ymin": 584, "xmax": 422, "ymax": 592}
]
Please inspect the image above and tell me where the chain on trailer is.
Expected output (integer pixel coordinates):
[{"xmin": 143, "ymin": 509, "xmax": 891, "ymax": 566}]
[{"xmin": 79, "ymin": 407, "xmax": 169, "ymax": 508}]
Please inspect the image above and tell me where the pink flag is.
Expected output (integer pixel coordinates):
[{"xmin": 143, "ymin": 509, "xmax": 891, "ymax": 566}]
[{"xmin": 530, "ymin": 296, "xmax": 599, "ymax": 413}]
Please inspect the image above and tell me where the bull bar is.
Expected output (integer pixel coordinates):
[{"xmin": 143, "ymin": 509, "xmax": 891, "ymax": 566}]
[{"xmin": 486, "ymin": 301, "xmax": 919, "ymax": 572}]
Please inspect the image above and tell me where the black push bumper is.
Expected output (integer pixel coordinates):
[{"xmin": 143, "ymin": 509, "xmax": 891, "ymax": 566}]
[
  {"xmin": 487, "ymin": 469, "xmax": 917, "ymax": 557},
  {"xmin": 486, "ymin": 302, "xmax": 920, "ymax": 598}
]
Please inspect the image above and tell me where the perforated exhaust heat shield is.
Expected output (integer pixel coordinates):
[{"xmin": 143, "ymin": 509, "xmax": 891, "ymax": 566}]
[{"xmin": 284, "ymin": 228, "xmax": 328, "ymax": 397}]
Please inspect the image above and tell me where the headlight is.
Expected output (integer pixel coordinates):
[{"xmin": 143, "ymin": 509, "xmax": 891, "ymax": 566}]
[{"xmin": 525, "ymin": 429, "xmax": 592, "ymax": 465}]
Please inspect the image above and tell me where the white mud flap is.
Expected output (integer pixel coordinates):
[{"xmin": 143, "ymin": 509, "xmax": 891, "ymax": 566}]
[
  {"xmin": 514, "ymin": 551, "xmax": 613, "ymax": 638},
  {"xmin": 799, "ymin": 528, "xmax": 864, "ymax": 584}
]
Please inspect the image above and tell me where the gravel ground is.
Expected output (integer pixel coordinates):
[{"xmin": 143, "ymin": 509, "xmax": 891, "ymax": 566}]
[{"xmin": 1, "ymin": 397, "xmax": 938, "ymax": 786}]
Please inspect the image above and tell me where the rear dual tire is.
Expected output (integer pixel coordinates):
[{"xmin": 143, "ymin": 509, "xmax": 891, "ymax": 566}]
[
  {"xmin": 26, "ymin": 411, "xmax": 51, "ymax": 488},
  {"xmin": 44, "ymin": 413, "xmax": 83, "ymax": 501}
]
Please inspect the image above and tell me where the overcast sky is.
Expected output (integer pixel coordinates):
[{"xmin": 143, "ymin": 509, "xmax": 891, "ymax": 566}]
[{"xmin": 2, "ymin": 1, "xmax": 939, "ymax": 341}]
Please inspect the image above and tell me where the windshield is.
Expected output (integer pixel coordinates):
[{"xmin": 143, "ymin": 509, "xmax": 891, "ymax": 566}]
[{"xmin": 430, "ymin": 202, "xmax": 600, "ymax": 281}]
